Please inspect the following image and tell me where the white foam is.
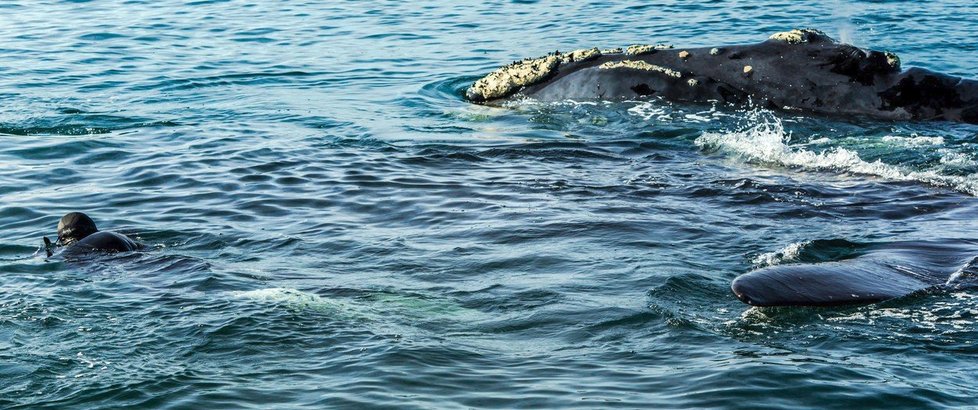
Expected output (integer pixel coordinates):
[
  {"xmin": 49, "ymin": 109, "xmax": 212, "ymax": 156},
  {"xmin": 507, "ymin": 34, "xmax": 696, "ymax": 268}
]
[
  {"xmin": 694, "ymin": 111, "xmax": 978, "ymax": 196},
  {"xmin": 627, "ymin": 101, "xmax": 672, "ymax": 122},
  {"xmin": 938, "ymin": 149, "xmax": 978, "ymax": 168},
  {"xmin": 751, "ymin": 241, "xmax": 809, "ymax": 267},
  {"xmin": 881, "ymin": 135, "xmax": 945, "ymax": 146},
  {"xmin": 684, "ymin": 113, "xmax": 714, "ymax": 123},
  {"xmin": 232, "ymin": 287, "xmax": 358, "ymax": 314}
]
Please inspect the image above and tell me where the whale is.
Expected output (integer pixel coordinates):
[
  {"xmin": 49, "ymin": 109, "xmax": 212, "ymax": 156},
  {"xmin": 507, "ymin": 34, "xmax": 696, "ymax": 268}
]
[
  {"xmin": 731, "ymin": 240, "xmax": 978, "ymax": 307},
  {"xmin": 45, "ymin": 212, "xmax": 141, "ymax": 257},
  {"xmin": 465, "ymin": 29, "xmax": 978, "ymax": 124}
]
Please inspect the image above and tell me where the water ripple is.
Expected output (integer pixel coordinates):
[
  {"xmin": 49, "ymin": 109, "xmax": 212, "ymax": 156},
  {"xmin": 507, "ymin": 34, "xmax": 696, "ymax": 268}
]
[{"xmin": 2, "ymin": 0, "xmax": 978, "ymax": 408}]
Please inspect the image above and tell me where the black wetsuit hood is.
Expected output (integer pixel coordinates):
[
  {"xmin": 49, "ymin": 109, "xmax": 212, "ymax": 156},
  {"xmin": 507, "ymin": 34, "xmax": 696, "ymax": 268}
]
[{"xmin": 57, "ymin": 212, "xmax": 98, "ymax": 246}]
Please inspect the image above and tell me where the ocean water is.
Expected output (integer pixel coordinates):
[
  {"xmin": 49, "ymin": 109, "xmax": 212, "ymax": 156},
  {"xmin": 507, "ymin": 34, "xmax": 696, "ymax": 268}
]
[{"xmin": 1, "ymin": 0, "xmax": 977, "ymax": 408}]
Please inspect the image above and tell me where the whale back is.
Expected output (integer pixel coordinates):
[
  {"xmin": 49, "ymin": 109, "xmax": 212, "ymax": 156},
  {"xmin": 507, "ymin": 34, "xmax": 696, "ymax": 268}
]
[
  {"xmin": 731, "ymin": 241, "xmax": 978, "ymax": 307},
  {"xmin": 467, "ymin": 29, "xmax": 978, "ymax": 124}
]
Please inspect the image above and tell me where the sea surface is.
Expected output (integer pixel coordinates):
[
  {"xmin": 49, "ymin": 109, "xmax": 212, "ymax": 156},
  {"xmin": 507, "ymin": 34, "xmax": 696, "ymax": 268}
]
[{"xmin": 1, "ymin": 1, "xmax": 977, "ymax": 408}]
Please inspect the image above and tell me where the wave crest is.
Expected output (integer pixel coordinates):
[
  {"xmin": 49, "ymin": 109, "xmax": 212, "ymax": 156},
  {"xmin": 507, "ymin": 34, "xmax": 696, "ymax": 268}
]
[{"xmin": 694, "ymin": 111, "xmax": 978, "ymax": 196}]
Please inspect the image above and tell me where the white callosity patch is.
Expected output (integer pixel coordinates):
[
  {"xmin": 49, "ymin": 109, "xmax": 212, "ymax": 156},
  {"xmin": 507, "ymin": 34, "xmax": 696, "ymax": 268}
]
[
  {"xmin": 599, "ymin": 60, "xmax": 681, "ymax": 78},
  {"xmin": 625, "ymin": 44, "xmax": 673, "ymax": 56},
  {"xmin": 470, "ymin": 42, "xmax": 686, "ymax": 101},
  {"xmin": 626, "ymin": 44, "xmax": 657, "ymax": 56},
  {"xmin": 560, "ymin": 47, "xmax": 601, "ymax": 64},
  {"xmin": 768, "ymin": 28, "xmax": 829, "ymax": 44},
  {"xmin": 468, "ymin": 54, "xmax": 560, "ymax": 101},
  {"xmin": 885, "ymin": 51, "xmax": 901, "ymax": 70}
]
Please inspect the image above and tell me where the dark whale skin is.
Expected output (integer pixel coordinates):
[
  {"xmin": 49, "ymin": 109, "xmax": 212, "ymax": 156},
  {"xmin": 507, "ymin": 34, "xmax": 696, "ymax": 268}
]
[
  {"xmin": 469, "ymin": 32, "xmax": 978, "ymax": 124},
  {"xmin": 731, "ymin": 241, "xmax": 978, "ymax": 307},
  {"xmin": 61, "ymin": 231, "xmax": 141, "ymax": 257}
]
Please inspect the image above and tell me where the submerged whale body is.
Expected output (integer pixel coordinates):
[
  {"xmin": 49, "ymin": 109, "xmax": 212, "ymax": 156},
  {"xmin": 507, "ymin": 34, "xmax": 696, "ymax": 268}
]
[
  {"xmin": 465, "ymin": 29, "xmax": 978, "ymax": 124},
  {"xmin": 731, "ymin": 240, "xmax": 978, "ymax": 307}
]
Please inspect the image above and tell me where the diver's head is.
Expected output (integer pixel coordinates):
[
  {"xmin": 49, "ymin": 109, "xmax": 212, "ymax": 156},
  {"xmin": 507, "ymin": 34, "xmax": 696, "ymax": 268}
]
[{"xmin": 57, "ymin": 212, "xmax": 98, "ymax": 246}]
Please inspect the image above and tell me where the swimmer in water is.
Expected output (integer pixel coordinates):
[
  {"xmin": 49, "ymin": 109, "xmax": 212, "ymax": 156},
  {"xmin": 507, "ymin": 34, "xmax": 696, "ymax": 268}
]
[{"xmin": 43, "ymin": 212, "xmax": 141, "ymax": 257}]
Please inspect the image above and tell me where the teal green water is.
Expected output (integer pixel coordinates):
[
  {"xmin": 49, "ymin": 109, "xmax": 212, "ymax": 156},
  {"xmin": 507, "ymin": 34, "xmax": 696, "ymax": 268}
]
[{"xmin": 1, "ymin": 1, "xmax": 977, "ymax": 408}]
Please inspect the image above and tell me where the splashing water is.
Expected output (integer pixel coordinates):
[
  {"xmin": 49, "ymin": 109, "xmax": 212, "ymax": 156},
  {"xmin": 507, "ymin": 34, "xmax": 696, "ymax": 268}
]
[
  {"xmin": 695, "ymin": 110, "xmax": 978, "ymax": 196},
  {"xmin": 751, "ymin": 241, "xmax": 810, "ymax": 267}
]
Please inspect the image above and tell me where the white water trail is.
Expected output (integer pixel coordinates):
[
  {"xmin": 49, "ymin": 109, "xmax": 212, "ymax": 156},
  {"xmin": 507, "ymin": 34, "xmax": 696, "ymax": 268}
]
[
  {"xmin": 232, "ymin": 287, "xmax": 363, "ymax": 317},
  {"xmin": 694, "ymin": 111, "xmax": 978, "ymax": 196}
]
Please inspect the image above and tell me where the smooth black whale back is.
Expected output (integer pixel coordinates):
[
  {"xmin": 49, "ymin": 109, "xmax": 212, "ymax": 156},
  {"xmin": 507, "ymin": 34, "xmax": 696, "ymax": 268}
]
[{"xmin": 730, "ymin": 241, "xmax": 978, "ymax": 307}]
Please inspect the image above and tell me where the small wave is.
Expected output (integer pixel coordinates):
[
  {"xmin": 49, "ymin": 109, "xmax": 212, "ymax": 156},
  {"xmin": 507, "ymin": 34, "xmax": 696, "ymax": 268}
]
[
  {"xmin": 139, "ymin": 71, "xmax": 318, "ymax": 92},
  {"xmin": 938, "ymin": 149, "xmax": 978, "ymax": 168},
  {"xmin": 945, "ymin": 256, "xmax": 978, "ymax": 287},
  {"xmin": 751, "ymin": 241, "xmax": 810, "ymax": 267},
  {"xmin": 0, "ymin": 114, "xmax": 178, "ymax": 136},
  {"xmin": 78, "ymin": 32, "xmax": 127, "ymax": 41},
  {"xmin": 420, "ymin": 76, "xmax": 478, "ymax": 103},
  {"xmin": 694, "ymin": 110, "xmax": 978, "ymax": 196}
]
